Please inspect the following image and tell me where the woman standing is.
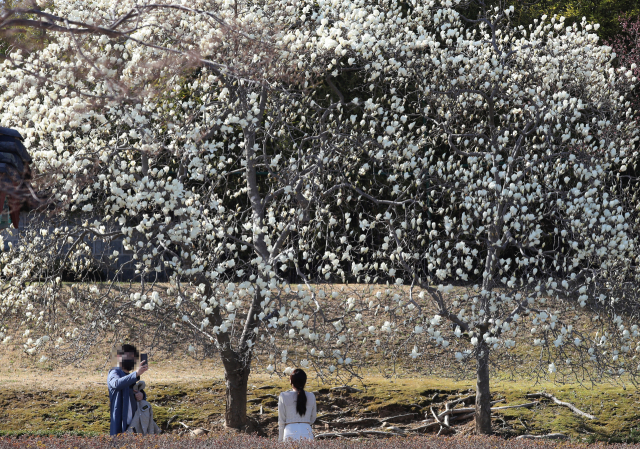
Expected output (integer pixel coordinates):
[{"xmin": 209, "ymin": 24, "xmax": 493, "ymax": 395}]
[{"xmin": 278, "ymin": 368, "xmax": 317, "ymax": 441}]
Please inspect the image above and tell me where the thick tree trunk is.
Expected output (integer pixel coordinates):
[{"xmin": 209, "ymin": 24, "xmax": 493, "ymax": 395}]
[
  {"xmin": 223, "ymin": 352, "xmax": 251, "ymax": 429},
  {"xmin": 475, "ymin": 341, "xmax": 492, "ymax": 435},
  {"xmin": 198, "ymin": 280, "xmax": 258, "ymax": 431},
  {"xmin": 221, "ymin": 290, "xmax": 262, "ymax": 430}
]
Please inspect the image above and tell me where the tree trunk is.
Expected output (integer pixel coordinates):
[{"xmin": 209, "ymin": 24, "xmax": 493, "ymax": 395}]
[
  {"xmin": 475, "ymin": 340, "xmax": 492, "ymax": 435},
  {"xmin": 198, "ymin": 279, "xmax": 258, "ymax": 431},
  {"xmin": 223, "ymin": 352, "xmax": 251, "ymax": 429}
]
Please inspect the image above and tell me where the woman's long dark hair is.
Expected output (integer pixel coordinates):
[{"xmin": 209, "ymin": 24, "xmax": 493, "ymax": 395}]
[{"xmin": 290, "ymin": 368, "xmax": 307, "ymax": 416}]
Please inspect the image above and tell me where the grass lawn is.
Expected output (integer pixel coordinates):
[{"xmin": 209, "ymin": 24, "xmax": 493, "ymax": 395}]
[{"xmin": 0, "ymin": 353, "xmax": 638, "ymax": 443}]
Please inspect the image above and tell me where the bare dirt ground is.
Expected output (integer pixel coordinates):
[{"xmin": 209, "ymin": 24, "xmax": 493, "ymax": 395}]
[{"xmin": 0, "ymin": 349, "xmax": 225, "ymax": 390}]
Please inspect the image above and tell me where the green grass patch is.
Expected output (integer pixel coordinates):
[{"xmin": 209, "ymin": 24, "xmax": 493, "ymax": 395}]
[{"xmin": 1, "ymin": 375, "xmax": 638, "ymax": 442}]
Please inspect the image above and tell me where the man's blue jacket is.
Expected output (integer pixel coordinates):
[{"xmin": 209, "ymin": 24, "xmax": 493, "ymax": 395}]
[{"xmin": 108, "ymin": 367, "xmax": 140, "ymax": 435}]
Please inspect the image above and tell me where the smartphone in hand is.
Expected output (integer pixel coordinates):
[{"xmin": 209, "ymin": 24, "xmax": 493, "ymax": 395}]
[{"xmin": 140, "ymin": 353, "xmax": 148, "ymax": 366}]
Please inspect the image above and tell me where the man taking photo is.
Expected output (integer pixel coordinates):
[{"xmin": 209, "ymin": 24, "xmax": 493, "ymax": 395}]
[{"xmin": 108, "ymin": 344, "xmax": 149, "ymax": 435}]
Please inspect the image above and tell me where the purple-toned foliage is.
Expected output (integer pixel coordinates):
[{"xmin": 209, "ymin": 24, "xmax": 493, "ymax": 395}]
[
  {"xmin": 0, "ymin": 434, "xmax": 639, "ymax": 449},
  {"xmin": 608, "ymin": 15, "xmax": 640, "ymax": 114}
]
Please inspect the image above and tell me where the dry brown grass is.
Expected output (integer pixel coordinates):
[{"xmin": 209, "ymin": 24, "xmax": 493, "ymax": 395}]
[{"xmin": 0, "ymin": 282, "xmax": 631, "ymax": 387}]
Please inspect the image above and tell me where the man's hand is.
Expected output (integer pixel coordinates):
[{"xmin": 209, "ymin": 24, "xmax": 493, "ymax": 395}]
[
  {"xmin": 136, "ymin": 361, "xmax": 149, "ymax": 377},
  {"xmin": 135, "ymin": 392, "xmax": 143, "ymax": 401}
]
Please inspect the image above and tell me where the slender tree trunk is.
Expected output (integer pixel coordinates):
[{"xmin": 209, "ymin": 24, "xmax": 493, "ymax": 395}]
[
  {"xmin": 222, "ymin": 351, "xmax": 251, "ymax": 429},
  {"xmin": 476, "ymin": 220, "xmax": 499, "ymax": 435},
  {"xmin": 475, "ymin": 340, "xmax": 492, "ymax": 435}
]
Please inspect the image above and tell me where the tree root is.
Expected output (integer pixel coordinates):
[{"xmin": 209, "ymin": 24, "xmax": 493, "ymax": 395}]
[
  {"xmin": 380, "ymin": 413, "xmax": 419, "ymax": 423},
  {"xmin": 526, "ymin": 392, "xmax": 596, "ymax": 420},
  {"xmin": 516, "ymin": 433, "xmax": 569, "ymax": 440},
  {"xmin": 317, "ymin": 390, "xmax": 589, "ymax": 440},
  {"xmin": 413, "ymin": 422, "xmax": 441, "ymax": 432},
  {"xmin": 316, "ymin": 430, "xmax": 406, "ymax": 439},
  {"xmin": 450, "ymin": 412, "xmax": 475, "ymax": 423},
  {"xmin": 432, "ymin": 401, "xmax": 536, "ymax": 422},
  {"xmin": 321, "ymin": 413, "xmax": 419, "ymax": 429},
  {"xmin": 491, "ymin": 402, "xmax": 538, "ymax": 411}
]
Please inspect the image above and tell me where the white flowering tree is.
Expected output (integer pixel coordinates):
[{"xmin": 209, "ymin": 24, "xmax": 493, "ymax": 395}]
[
  {"xmin": 305, "ymin": 0, "xmax": 640, "ymax": 434},
  {"xmin": 3, "ymin": 0, "xmax": 640, "ymax": 435},
  {"xmin": 0, "ymin": 0, "xmax": 389, "ymax": 429}
]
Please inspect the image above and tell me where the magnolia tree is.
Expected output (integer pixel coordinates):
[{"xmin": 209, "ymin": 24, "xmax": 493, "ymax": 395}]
[
  {"xmin": 608, "ymin": 15, "xmax": 640, "ymax": 116},
  {"xmin": 304, "ymin": 0, "xmax": 640, "ymax": 434},
  {"xmin": 0, "ymin": 0, "xmax": 395, "ymax": 429}
]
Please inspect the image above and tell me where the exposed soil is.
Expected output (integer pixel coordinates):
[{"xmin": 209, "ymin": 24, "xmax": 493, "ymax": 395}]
[{"xmin": 168, "ymin": 385, "xmax": 479, "ymax": 438}]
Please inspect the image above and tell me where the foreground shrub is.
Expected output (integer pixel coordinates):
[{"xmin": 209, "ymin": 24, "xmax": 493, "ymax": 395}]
[{"xmin": 1, "ymin": 434, "xmax": 640, "ymax": 449}]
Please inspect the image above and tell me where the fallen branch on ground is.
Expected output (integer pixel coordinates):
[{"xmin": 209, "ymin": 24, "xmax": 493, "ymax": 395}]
[
  {"xmin": 444, "ymin": 402, "xmax": 451, "ymax": 427},
  {"xmin": 518, "ymin": 417, "xmax": 530, "ymax": 431},
  {"xmin": 491, "ymin": 402, "xmax": 538, "ymax": 411},
  {"xmin": 166, "ymin": 415, "xmax": 178, "ymax": 426},
  {"xmin": 445, "ymin": 395, "xmax": 475, "ymax": 407},
  {"xmin": 381, "ymin": 413, "xmax": 419, "ymax": 423},
  {"xmin": 431, "ymin": 407, "xmax": 449, "ymax": 428},
  {"xmin": 433, "ymin": 401, "xmax": 533, "ymax": 421},
  {"xmin": 526, "ymin": 393, "xmax": 596, "ymax": 420},
  {"xmin": 450, "ymin": 412, "xmax": 475, "ymax": 423},
  {"xmin": 361, "ymin": 430, "xmax": 406, "ymax": 437},
  {"xmin": 412, "ymin": 422, "xmax": 441, "ymax": 433},
  {"xmin": 321, "ymin": 413, "xmax": 418, "ymax": 429},
  {"xmin": 435, "ymin": 407, "xmax": 473, "ymax": 420},
  {"xmin": 316, "ymin": 432, "xmax": 360, "ymax": 439},
  {"xmin": 517, "ymin": 433, "xmax": 568, "ymax": 440},
  {"xmin": 431, "ymin": 406, "xmax": 454, "ymax": 436},
  {"xmin": 316, "ymin": 430, "xmax": 405, "ymax": 439},
  {"xmin": 381, "ymin": 425, "xmax": 407, "ymax": 433},
  {"xmin": 321, "ymin": 418, "xmax": 379, "ymax": 429}
]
